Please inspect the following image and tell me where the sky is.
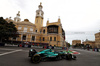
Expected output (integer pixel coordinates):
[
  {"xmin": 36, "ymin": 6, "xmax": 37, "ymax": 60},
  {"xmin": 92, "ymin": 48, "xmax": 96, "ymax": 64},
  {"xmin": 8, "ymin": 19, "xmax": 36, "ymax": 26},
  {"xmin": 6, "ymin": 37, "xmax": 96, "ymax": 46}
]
[{"xmin": 0, "ymin": 0, "xmax": 100, "ymax": 44}]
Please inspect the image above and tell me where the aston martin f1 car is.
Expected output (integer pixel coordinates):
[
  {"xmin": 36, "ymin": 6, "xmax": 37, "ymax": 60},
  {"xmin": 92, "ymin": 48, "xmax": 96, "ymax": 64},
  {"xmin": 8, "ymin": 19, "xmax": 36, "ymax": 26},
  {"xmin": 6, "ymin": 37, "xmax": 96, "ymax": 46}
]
[{"xmin": 29, "ymin": 49, "xmax": 76, "ymax": 63}]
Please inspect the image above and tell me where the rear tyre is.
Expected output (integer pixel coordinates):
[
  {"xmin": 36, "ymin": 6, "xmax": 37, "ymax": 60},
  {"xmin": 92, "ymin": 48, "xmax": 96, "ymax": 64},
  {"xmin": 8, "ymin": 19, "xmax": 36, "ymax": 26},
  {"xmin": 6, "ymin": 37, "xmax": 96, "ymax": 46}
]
[
  {"xmin": 31, "ymin": 54, "xmax": 41, "ymax": 63},
  {"xmin": 66, "ymin": 54, "xmax": 72, "ymax": 60},
  {"xmin": 56, "ymin": 55, "xmax": 62, "ymax": 61}
]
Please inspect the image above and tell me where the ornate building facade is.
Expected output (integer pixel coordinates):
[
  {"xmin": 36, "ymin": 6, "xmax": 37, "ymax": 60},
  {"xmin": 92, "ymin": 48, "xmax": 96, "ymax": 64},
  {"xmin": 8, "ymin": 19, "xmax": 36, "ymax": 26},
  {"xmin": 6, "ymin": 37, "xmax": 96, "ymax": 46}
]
[
  {"xmin": 6, "ymin": 3, "xmax": 66, "ymax": 47},
  {"xmin": 72, "ymin": 40, "xmax": 81, "ymax": 46},
  {"xmin": 95, "ymin": 32, "xmax": 100, "ymax": 48},
  {"xmin": 82, "ymin": 40, "xmax": 95, "ymax": 48}
]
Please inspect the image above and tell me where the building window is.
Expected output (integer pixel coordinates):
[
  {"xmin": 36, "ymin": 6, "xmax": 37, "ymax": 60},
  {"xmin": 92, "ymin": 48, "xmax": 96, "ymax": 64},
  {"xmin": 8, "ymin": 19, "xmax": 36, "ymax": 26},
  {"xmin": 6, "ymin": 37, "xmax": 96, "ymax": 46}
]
[
  {"xmin": 35, "ymin": 30, "xmax": 37, "ymax": 32},
  {"xmin": 32, "ymin": 36, "xmax": 35, "ymax": 41},
  {"xmin": 39, "ymin": 37, "xmax": 41, "ymax": 41},
  {"xmin": 47, "ymin": 25, "xmax": 58, "ymax": 33},
  {"xmin": 30, "ymin": 28, "xmax": 33, "ymax": 31},
  {"xmin": 54, "ymin": 37, "xmax": 56, "ymax": 41},
  {"xmin": 24, "ymin": 27, "xmax": 27, "ymax": 32},
  {"xmin": 23, "ymin": 35, "xmax": 26, "ymax": 40},
  {"xmin": 43, "ymin": 37, "xmax": 45, "ymax": 41},
  {"xmin": 18, "ymin": 26, "xmax": 22, "ymax": 30},
  {"xmin": 38, "ymin": 13, "xmax": 39, "ymax": 15},
  {"xmin": 50, "ymin": 37, "xmax": 52, "ymax": 41},
  {"xmin": 54, "ymin": 27, "xmax": 57, "ymax": 32},
  {"xmin": 43, "ymin": 29, "xmax": 45, "ymax": 34}
]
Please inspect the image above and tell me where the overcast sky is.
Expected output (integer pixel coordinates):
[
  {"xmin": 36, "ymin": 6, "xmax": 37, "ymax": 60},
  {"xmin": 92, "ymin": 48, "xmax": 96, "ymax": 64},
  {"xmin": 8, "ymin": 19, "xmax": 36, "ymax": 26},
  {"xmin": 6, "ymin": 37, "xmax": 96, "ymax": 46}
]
[{"xmin": 0, "ymin": 0, "xmax": 100, "ymax": 44}]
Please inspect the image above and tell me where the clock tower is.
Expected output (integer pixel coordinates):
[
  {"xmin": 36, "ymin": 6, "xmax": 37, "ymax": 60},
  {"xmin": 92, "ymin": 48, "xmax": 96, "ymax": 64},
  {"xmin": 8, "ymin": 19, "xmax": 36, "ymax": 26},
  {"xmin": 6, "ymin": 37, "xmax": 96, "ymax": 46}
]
[{"xmin": 35, "ymin": 2, "xmax": 44, "ymax": 33}]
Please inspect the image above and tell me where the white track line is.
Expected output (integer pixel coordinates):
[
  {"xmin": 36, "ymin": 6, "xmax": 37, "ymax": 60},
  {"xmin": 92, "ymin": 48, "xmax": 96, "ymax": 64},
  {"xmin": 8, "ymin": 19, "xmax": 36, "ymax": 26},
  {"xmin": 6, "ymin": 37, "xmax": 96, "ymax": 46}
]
[
  {"xmin": 0, "ymin": 49, "xmax": 22, "ymax": 56},
  {"xmin": 0, "ymin": 48, "xmax": 15, "ymax": 50}
]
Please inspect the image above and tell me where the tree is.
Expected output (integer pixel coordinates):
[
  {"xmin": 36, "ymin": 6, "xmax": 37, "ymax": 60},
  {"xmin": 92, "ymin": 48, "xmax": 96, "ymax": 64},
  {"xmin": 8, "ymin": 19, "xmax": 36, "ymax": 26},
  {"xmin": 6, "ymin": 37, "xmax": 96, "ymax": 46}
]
[
  {"xmin": 0, "ymin": 17, "xmax": 19, "ymax": 43},
  {"xmin": 66, "ymin": 42, "xmax": 70, "ymax": 48}
]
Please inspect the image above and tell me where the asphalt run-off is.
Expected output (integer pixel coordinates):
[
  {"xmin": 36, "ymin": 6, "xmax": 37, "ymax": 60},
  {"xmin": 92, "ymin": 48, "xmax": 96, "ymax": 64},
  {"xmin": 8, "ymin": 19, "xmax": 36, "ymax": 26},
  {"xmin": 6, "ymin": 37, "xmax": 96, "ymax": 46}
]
[{"xmin": 0, "ymin": 46, "xmax": 100, "ymax": 66}]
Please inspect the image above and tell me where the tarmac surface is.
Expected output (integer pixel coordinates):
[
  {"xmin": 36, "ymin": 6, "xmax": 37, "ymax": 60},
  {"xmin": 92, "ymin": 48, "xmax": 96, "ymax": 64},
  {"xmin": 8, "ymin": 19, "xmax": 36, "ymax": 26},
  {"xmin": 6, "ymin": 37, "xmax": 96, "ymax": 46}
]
[{"xmin": 0, "ymin": 46, "xmax": 100, "ymax": 66}]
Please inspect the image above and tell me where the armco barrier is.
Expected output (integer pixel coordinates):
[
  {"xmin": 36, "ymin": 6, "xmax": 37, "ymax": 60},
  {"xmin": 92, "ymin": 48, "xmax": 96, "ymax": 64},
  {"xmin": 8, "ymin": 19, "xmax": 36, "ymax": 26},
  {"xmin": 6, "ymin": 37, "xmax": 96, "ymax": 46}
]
[
  {"xmin": 3, "ymin": 44, "xmax": 66, "ymax": 50},
  {"xmin": 99, "ymin": 49, "xmax": 100, "ymax": 52},
  {"xmin": 0, "ymin": 43, "xmax": 5, "ymax": 46},
  {"xmin": 31, "ymin": 45, "xmax": 64, "ymax": 49},
  {"xmin": 31, "ymin": 46, "xmax": 43, "ymax": 49},
  {"xmin": 86, "ymin": 48, "xmax": 100, "ymax": 52},
  {"xmin": 24, "ymin": 45, "xmax": 28, "ymax": 47}
]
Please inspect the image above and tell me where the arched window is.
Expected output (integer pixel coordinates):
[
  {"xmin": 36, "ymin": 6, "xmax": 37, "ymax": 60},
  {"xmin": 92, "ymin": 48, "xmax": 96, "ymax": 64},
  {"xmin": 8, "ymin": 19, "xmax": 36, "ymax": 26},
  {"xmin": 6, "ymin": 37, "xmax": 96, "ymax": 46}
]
[
  {"xmin": 35, "ymin": 30, "xmax": 37, "ymax": 32},
  {"xmin": 32, "ymin": 36, "xmax": 35, "ymax": 41},
  {"xmin": 50, "ymin": 37, "xmax": 52, "ymax": 41},
  {"xmin": 30, "ymin": 28, "xmax": 33, "ymax": 31},
  {"xmin": 43, "ymin": 37, "xmax": 45, "ymax": 41},
  {"xmin": 54, "ymin": 37, "xmax": 56, "ymax": 41},
  {"xmin": 23, "ymin": 35, "xmax": 26, "ymax": 40},
  {"xmin": 18, "ymin": 26, "xmax": 22, "ymax": 30},
  {"xmin": 43, "ymin": 29, "xmax": 45, "ymax": 34},
  {"xmin": 24, "ymin": 27, "xmax": 27, "ymax": 32}
]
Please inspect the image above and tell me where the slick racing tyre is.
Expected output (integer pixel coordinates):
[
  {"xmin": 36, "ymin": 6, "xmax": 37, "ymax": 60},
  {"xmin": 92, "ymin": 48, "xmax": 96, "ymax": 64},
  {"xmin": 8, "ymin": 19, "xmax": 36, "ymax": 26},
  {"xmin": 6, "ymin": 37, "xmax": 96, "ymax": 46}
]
[
  {"xmin": 72, "ymin": 55, "xmax": 76, "ymax": 60},
  {"xmin": 66, "ymin": 54, "xmax": 72, "ymax": 60},
  {"xmin": 31, "ymin": 54, "xmax": 41, "ymax": 63},
  {"xmin": 56, "ymin": 54, "xmax": 62, "ymax": 61}
]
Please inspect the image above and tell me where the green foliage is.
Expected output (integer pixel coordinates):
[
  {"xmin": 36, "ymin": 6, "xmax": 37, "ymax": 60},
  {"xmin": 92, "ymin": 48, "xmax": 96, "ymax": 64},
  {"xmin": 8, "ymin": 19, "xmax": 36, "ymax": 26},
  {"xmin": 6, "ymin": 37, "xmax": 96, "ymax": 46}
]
[
  {"xmin": 0, "ymin": 17, "xmax": 19, "ymax": 42},
  {"xmin": 67, "ymin": 43, "xmax": 70, "ymax": 47}
]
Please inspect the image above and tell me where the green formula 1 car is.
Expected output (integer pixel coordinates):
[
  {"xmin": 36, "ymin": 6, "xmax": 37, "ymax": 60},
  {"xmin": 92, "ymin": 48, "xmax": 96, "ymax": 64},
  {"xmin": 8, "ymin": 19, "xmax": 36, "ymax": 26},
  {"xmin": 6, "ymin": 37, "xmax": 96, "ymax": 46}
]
[{"xmin": 29, "ymin": 49, "xmax": 76, "ymax": 63}]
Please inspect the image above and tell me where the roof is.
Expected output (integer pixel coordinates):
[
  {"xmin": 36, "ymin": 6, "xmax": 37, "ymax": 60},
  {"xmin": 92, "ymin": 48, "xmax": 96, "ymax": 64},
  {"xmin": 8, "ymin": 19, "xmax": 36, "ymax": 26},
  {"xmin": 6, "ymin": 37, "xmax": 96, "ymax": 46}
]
[
  {"xmin": 95, "ymin": 32, "xmax": 100, "ymax": 35},
  {"xmin": 15, "ymin": 19, "xmax": 35, "ymax": 26},
  {"xmin": 5, "ymin": 18, "xmax": 35, "ymax": 26},
  {"xmin": 72, "ymin": 40, "xmax": 81, "ymax": 41},
  {"xmin": 47, "ymin": 22, "xmax": 61, "ymax": 26},
  {"xmin": 83, "ymin": 41, "xmax": 95, "ymax": 43}
]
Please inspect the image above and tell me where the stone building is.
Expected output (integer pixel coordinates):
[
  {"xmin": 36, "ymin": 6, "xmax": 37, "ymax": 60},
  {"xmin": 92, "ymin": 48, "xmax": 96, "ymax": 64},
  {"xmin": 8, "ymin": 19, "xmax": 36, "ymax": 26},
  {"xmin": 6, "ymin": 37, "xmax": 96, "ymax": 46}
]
[
  {"xmin": 5, "ymin": 3, "xmax": 66, "ymax": 47},
  {"xmin": 72, "ymin": 40, "xmax": 81, "ymax": 46},
  {"xmin": 95, "ymin": 32, "xmax": 100, "ymax": 48},
  {"xmin": 82, "ymin": 39, "xmax": 95, "ymax": 48}
]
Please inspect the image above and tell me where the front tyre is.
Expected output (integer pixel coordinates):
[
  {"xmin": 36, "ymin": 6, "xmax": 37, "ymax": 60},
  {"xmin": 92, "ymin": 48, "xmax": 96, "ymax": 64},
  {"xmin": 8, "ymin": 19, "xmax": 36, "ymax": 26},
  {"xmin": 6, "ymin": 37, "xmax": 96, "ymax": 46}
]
[
  {"xmin": 31, "ymin": 54, "xmax": 41, "ymax": 63},
  {"xmin": 72, "ymin": 55, "xmax": 76, "ymax": 60},
  {"xmin": 29, "ymin": 49, "xmax": 37, "ymax": 57}
]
